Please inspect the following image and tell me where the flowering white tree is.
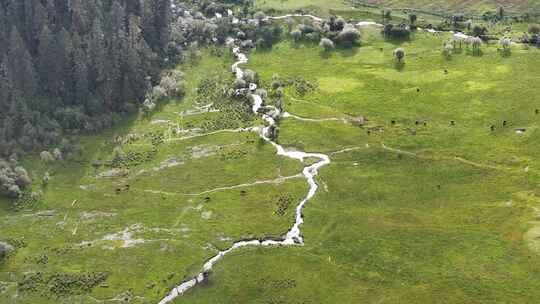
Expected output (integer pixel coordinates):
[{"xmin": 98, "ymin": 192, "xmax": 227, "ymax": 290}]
[
  {"xmin": 443, "ymin": 43, "xmax": 453, "ymax": 58},
  {"xmin": 319, "ymin": 38, "xmax": 335, "ymax": 51},
  {"xmin": 394, "ymin": 48, "xmax": 405, "ymax": 62},
  {"xmin": 500, "ymin": 38, "xmax": 511, "ymax": 49},
  {"xmin": 472, "ymin": 37, "xmax": 482, "ymax": 54}
]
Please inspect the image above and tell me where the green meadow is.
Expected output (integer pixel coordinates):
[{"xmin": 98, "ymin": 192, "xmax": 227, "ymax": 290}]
[
  {"xmin": 0, "ymin": 51, "xmax": 307, "ymax": 303},
  {"xmin": 177, "ymin": 27, "xmax": 540, "ymax": 303},
  {"xmin": 2, "ymin": 9, "xmax": 540, "ymax": 304}
]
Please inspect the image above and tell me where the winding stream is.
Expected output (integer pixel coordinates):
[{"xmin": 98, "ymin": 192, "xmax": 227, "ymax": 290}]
[
  {"xmin": 158, "ymin": 36, "xmax": 330, "ymax": 304},
  {"xmin": 158, "ymin": 13, "xmax": 471, "ymax": 303}
]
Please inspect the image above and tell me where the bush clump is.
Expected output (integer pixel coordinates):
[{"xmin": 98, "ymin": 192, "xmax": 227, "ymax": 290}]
[
  {"xmin": 0, "ymin": 241, "xmax": 14, "ymax": 261},
  {"xmin": 338, "ymin": 25, "xmax": 361, "ymax": 47},
  {"xmin": 319, "ymin": 37, "xmax": 335, "ymax": 51},
  {"xmin": 382, "ymin": 23, "xmax": 411, "ymax": 40},
  {"xmin": 18, "ymin": 271, "xmax": 108, "ymax": 297},
  {"xmin": 0, "ymin": 157, "xmax": 31, "ymax": 199}
]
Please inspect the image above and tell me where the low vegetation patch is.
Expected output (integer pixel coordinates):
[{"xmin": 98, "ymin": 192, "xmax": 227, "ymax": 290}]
[{"xmin": 18, "ymin": 272, "xmax": 108, "ymax": 297}]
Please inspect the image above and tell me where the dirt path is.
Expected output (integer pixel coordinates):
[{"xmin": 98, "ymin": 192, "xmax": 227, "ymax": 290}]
[{"xmin": 142, "ymin": 174, "xmax": 303, "ymax": 197}]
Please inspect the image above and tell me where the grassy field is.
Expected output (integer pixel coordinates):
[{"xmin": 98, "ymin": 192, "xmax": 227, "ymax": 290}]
[
  {"xmin": 175, "ymin": 27, "xmax": 540, "ymax": 303},
  {"xmin": 0, "ymin": 51, "xmax": 308, "ymax": 303},
  {"xmin": 255, "ymin": 0, "xmax": 540, "ymax": 15},
  {"xmin": 2, "ymin": 11, "xmax": 540, "ymax": 304},
  {"xmin": 358, "ymin": 0, "xmax": 540, "ymax": 14}
]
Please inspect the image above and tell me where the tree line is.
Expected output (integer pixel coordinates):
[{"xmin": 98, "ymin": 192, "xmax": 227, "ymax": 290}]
[{"xmin": 0, "ymin": 0, "xmax": 173, "ymax": 157}]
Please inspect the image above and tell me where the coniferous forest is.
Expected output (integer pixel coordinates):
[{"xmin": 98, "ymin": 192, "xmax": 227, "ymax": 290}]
[{"xmin": 0, "ymin": 0, "xmax": 172, "ymax": 156}]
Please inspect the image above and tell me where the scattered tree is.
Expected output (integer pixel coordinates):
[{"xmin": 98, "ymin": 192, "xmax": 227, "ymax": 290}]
[
  {"xmin": 529, "ymin": 24, "xmax": 540, "ymax": 35},
  {"xmin": 443, "ymin": 43, "xmax": 453, "ymax": 58},
  {"xmin": 53, "ymin": 148, "xmax": 63, "ymax": 161},
  {"xmin": 338, "ymin": 25, "xmax": 361, "ymax": 47},
  {"xmin": 291, "ymin": 29, "xmax": 302, "ymax": 42},
  {"xmin": 254, "ymin": 11, "xmax": 266, "ymax": 23},
  {"xmin": 500, "ymin": 38, "xmax": 512, "ymax": 49},
  {"xmin": 382, "ymin": 24, "xmax": 411, "ymax": 40},
  {"xmin": 40, "ymin": 151, "xmax": 55, "ymax": 163},
  {"xmin": 319, "ymin": 38, "xmax": 335, "ymax": 51},
  {"xmin": 471, "ymin": 37, "xmax": 483, "ymax": 54},
  {"xmin": 0, "ymin": 241, "xmax": 14, "ymax": 261},
  {"xmin": 500, "ymin": 38, "xmax": 512, "ymax": 55},
  {"xmin": 472, "ymin": 25, "xmax": 488, "ymax": 37},
  {"xmin": 243, "ymin": 69, "xmax": 259, "ymax": 84},
  {"xmin": 0, "ymin": 158, "xmax": 31, "ymax": 199},
  {"xmin": 409, "ymin": 14, "xmax": 417, "ymax": 25},
  {"xmin": 394, "ymin": 48, "xmax": 406, "ymax": 62}
]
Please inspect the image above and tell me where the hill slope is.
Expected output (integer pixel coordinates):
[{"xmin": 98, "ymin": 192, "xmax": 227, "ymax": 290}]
[{"xmin": 256, "ymin": 0, "xmax": 540, "ymax": 15}]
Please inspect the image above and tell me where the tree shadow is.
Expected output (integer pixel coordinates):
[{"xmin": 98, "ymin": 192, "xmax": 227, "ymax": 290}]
[
  {"xmin": 501, "ymin": 49, "xmax": 512, "ymax": 57},
  {"xmin": 289, "ymin": 40, "xmax": 317, "ymax": 50},
  {"xmin": 465, "ymin": 48, "xmax": 484, "ymax": 57},
  {"xmin": 383, "ymin": 37, "xmax": 410, "ymax": 46},
  {"xmin": 394, "ymin": 61, "xmax": 405, "ymax": 71},
  {"xmin": 472, "ymin": 49, "xmax": 484, "ymax": 57},
  {"xmin": 254, "ymin": 44, "xmax": 276, "ymax": 54},
  {"xmin": 336, "ymin": 46, "xmax": 359, "ymax": 57},
  {"xmin": 319, "ymin": 50, "xmax": 333, "ymax": 59}
]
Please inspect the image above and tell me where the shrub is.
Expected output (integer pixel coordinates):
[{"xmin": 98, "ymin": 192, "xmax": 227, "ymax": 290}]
[
  {"xmin": 291, "ymin": 29, "xmax": 302, "ymax": 42},
  {"xmin": 40, "ymin": 151, "xmax": 54, "ymax": 163},
  {"xmin": 319, "ymin": 38, "xmax": 335, "ymax": 51},
  {"xmin": 394, "ymin": 48, "xmax": 405, "ymax": 62},
  {"xmin": 53, "ymin": 148, "xmax": 63, "ymax": 161},
  {"xmin": 0, "ymin": 159, "xmax": 31, "ymax": 199},
  {"xmin": 254, "ymin": 11, "xmax": 266, "ymax": 22},
  {"xmin": 255, "ymin": 89, "xmax": 268, "ymax": 98},
  {"xmin": 338, "ymin": 25, "xmax": 361, "ymax": 47},
  {"xmin": 243, "ymin": 69, "xmax": 259, "ymax": 84},
  {"xmin": 528, "ymin": 24, "xmax": 540, "ymax": 35},
  {"xmin": 42, "ymin": 172, "xmax": 51, "ymax": 186},
  {"xmin": 328, "ymin": 16, "xmax": 346, "ymax": 31},
  {"xmin": 142, "ymin": 98, "xmax": 156, "ymax": 113},
  {"xmin": 159, "ymin": 70, "xmax": 186, "ymax": 98},
  {"xmin": 409, "ymin": 14, "xmax": 417, "ymax": 25},
  {"xmin": 443, "ymin": 43, "xmax": 453, "ymax": 58},
  {"xmin": 14, "ymin": 167, "xmax": 31, "ymax": 188},
  {"xmin": 472, "ymin": 25, "xmax": 487, "ymax": 37},
  {"xmin": 0, "ymin": 241, "xmax": 14, "ymax": 261},
  {"xmin": 298, "ymin": 24, "xmax": 316, "ymax": 35},
  {"xmin": 234, "ymin": 78, "xmax": 247, "ymax": 89},
  {"xmin": 255, "ymin": 38, "xmax": 266, "ymax": 48},
  {"xmin": 500, "ymin": 38, "xmax": 511, "ymax": 49},
  {"xmin": 382, "ymin": 24, "xmax": 411, "ymax": 39},
  {"xmin": 305, "ymin": 32, "xmax": 320, "ymax": 41},
  {"xmin": 240, "ymin": 39, "xmax": 254, "ymax": 49},
  {"xmin": 471, "ymin": 37, "xmax": 483, "ymax": 54},
  {"xmin": 271, "ymin": 74, "xmax": 282, "ymax": 90}
]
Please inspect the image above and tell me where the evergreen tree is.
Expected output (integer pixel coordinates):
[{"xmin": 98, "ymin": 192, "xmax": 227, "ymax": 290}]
[
  {"xmin": 7, "ymin": 27, "xmax": 37, "ymax": 100},
  {"xmin": 87, "ymin": 19, "xmax": 106, "ymax": 89},
  {"xmin": 0, "ymin": 0, "xmax": 177, "ymax": 157},
  {"xmin": 37, "ymin": 25, "xmax": 56, "ymax": 93}
]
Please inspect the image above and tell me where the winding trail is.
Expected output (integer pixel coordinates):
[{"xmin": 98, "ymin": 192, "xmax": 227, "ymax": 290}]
[
  {"xmin": 380, "ymin": 143, "xmax": 521, "ymax": 173},
  {"xmin": 143, "ymin": 174, "xmax": 303, "ymax": 197},
  {"xmin": 282, "ymin": 112, "xmax": 349, "ymax": 123},
  {"xmin": 158, "ymin": 39, "xmax": 331, "ymax": 304},
  {"xmin": 165, "ymin": 128, "xmax": 252, "ymax": 142}
]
